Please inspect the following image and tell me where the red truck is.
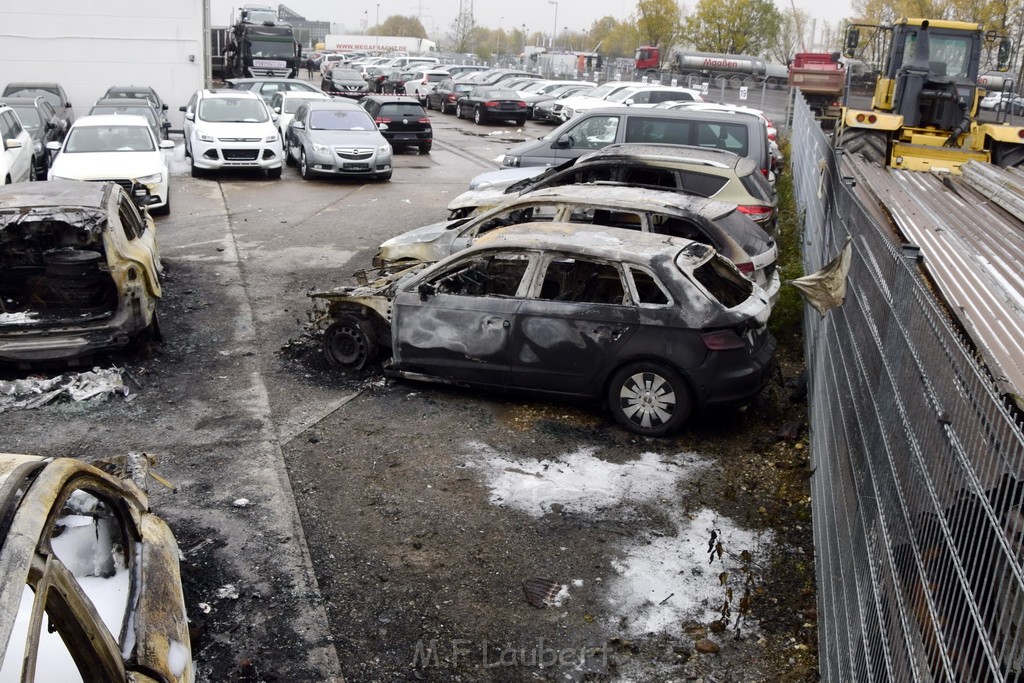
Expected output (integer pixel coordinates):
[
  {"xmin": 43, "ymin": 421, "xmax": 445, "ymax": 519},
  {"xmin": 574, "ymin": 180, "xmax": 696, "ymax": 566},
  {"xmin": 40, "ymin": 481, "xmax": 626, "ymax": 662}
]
[{"xmin": 788, "ymin": 52, "xmax": 847, "ymax": 127}]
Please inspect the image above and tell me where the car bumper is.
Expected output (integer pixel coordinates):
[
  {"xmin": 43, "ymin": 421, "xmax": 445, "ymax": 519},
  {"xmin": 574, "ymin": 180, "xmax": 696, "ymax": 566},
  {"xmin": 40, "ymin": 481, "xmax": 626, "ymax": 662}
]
[
  {"xmin": 699, "ymin": 333, "xmax": 777, "ymax": 410},
  {"xmin": 382, "ymin": 131, "xmax": 431, "ymax": 146},
  {"xmin": 192, "ymin": 139, "xmax": 284, "ymax": 171},
  {"xmin": 305, "ymin": 148, "xmax": 393, "ymax": 177},
  {"xmin": 0, "ymin": 303, "xmax": 155, "ymax": 363}
]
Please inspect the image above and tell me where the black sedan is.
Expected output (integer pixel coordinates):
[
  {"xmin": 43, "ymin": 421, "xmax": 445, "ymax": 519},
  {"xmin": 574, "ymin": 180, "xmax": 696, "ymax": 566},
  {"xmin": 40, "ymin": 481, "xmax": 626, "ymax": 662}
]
[
  {"xmin": 321, "ymin": 68, "xmax": 371, "ymax": 98},
  {"xmin": 0, "ymin": 95, "xmax": 65, "ymax": 175},
  {"xmin": 455, "ymin": 87, "xmax": 528, "ymax": 125},
  {"xmin": 102, "ymin": 85, "xmax": 171, "ymax": 134},
  {"xmin": 381, "ymin": 70, "xmax": 416, "ymax": 95},
  {"xmin": 308, "ymin": 223, "xmax": 776, "ymax": 436},
  {"xmin": 425, "ymin": 79, "xmax": 474, "ymax": 114}
]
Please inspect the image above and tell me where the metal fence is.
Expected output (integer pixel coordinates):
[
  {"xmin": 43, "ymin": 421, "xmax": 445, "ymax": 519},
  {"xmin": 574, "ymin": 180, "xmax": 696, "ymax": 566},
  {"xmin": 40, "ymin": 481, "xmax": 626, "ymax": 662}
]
[{"xmin": 791, "ymin": 94, "xmax": 1024, "ymax": 681}]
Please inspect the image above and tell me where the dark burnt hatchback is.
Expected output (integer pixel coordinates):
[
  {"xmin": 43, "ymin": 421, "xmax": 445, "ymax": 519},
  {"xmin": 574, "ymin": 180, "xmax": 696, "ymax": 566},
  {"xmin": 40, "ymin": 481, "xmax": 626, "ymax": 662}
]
[
  {"xmin": 308, "ymin": 223, "xmax": 776, "ymax": 436},
  {"xmin": 357, "ymin": 96, "xmax": 432, "ymax": 154}
]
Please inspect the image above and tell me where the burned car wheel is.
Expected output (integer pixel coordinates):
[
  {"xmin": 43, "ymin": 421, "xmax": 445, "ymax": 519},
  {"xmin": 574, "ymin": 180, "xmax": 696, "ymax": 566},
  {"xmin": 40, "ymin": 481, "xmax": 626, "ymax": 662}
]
[
  {"xmin": 608, "ymin": 361, "xmax": 691, "ymax": 436},
  {"xmin": 323, "ymin": 315, "xmax": 378, "ymax": 371}
]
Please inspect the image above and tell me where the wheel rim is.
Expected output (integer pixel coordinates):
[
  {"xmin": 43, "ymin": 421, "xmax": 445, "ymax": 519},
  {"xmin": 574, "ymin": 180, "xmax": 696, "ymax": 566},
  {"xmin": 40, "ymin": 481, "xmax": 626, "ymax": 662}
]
[
  {"xmin": 618, "ymin": 371, "xmax": 676, "ymax": 429},
  {"xmin": 326, "ymin": 323, "xmax": 369, "ymax": 367},
  {"xmin": 475, "ymin": 109, "xmax": 481, "ymax": 123},
  {"xmin": 300, "ymin": 151, "xmax": 307, "ymax": 176}
]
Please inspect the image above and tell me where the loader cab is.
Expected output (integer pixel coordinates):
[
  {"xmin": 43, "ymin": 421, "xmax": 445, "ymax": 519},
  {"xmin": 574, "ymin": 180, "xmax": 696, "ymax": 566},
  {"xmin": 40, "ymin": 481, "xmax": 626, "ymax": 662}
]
[{"xmin": 872, "ymin": 20, "xmax": 984, "ymax": 126}]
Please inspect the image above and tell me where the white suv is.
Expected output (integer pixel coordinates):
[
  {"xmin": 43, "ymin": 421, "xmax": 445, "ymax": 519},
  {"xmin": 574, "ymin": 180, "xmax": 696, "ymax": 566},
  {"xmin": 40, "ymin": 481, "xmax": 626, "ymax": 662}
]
[
  {"xmin": 180, "ymin": 89, "xmax": 284, "ymax": 179},
  {"xmin": 0, "ymin": 105, "xmax": 34, "ymax": 184}
]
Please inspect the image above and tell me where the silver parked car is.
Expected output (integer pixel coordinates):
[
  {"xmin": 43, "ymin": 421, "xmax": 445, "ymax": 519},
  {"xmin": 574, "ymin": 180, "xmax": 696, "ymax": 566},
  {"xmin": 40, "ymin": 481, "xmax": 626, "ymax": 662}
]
[{"xmin": 285, "ymin": 99, "xmax": 393, "ymax": 181}]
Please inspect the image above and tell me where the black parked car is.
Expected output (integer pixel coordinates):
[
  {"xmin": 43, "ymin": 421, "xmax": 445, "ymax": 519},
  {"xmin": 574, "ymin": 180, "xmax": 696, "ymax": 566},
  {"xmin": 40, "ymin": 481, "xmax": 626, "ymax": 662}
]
[
  {"xmin": 1, "ymin": 82, "xmax": 74, "ymax": 132},
  {"xmin": 380, "ymin": 70, "xmax": 415, "ymax": 95},
  {"xmin": 425, "ymin": 79, "xmax": 474, "ymax": 114},
  {"xmin": 308, "ymin": 223, "xmax": 776, "ymax": 436},
  {"xmin": 102, "ymin": 86, "xmax": 171, "ymax": 135},
  {"xmin": 89, "ymin": 98, "xmax": 168, "ymax": 141},
  {"xmin": 321, "ymin": 68, "xmax": 371, "ymax": 98},
  {"xmin": 358, "ymin": 96, "xmax": 432, "ymax": 154},
  {"xmin": 455, "ymin": 87, "xmax": 528, "ymax": 125},
  {"xmin": 0, "ymin": 96, "xmax": 64, "ymax": 175}
]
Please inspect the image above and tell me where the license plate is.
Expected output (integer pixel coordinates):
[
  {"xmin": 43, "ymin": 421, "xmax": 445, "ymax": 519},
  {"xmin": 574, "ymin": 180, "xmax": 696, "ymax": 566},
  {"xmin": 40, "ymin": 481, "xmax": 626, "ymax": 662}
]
[
  {"xmin": 393, "ymin": 134, "xmax": 416, "ymax": 140},
  {"xmin": 343, "ymin": 163, "xmax": 369, "ymax": 170}
]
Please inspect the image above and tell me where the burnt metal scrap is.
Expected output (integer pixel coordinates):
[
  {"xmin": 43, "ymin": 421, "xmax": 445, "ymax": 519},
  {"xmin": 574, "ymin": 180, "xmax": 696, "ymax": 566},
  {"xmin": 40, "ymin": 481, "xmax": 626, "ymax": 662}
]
[{"xmin": 0, "ymin": 366, "xmax": 128, "ymax": 412}]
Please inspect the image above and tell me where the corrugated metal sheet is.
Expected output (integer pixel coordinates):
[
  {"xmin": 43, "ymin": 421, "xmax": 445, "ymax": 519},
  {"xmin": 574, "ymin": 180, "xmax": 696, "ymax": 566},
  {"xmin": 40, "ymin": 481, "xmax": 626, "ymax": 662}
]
[{"xmin": 846, "ymin": 155, "xmax": 1024, "ymax": 407}]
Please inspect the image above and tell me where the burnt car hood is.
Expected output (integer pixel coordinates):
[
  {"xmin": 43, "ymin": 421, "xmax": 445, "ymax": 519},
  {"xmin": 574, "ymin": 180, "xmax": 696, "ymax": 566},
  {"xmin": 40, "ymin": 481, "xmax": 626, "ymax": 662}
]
[
  {"xmin": 376, "ymin": 218, "xmax": 465, "ymax": 263},
  {"xmin": 468, "ymin": 165, "xmax": 548, "ymax": 190}
]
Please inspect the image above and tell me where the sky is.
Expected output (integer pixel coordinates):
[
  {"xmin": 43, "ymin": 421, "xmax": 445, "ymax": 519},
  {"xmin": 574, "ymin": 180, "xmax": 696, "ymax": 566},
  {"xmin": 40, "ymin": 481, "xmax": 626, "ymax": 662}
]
[{"xmin": 212, "ymin": 0, "xmax": 853, "ymax": 44}]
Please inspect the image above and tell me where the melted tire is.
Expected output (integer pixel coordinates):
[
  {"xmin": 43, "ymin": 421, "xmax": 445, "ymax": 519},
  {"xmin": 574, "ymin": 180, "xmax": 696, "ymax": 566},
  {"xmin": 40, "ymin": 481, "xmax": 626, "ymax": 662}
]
[{"xmin": 323, "ymin": 315, "xmax": 378, "ymax": 371}]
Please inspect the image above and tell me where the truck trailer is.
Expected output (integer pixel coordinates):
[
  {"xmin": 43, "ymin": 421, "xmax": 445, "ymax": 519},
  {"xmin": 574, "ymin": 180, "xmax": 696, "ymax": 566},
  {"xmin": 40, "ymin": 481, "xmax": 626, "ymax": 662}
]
[
  {"xmin": 635, "ymin": 47, "xmax": 786, "ymax": 88},
  {"xmin": 323, "ymin": 35, "xmax": 438, "ymax": 54},
  {"xmin": 788, "ymin": 52, "xmax": 847, "ymax": 127}
]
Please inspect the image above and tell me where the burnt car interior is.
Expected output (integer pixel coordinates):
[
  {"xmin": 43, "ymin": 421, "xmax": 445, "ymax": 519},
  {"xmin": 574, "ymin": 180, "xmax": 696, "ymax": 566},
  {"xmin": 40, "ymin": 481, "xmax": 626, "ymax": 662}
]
[
  {"xmin": 0, "ymin": 214, "xmax": 120, "ymax": 325},
  {"xmin": 1, "ymin": 487, "xmax": 133, "ymax": 680},
  {"xmin": 691, "ymin": 255, "xmax": 753, "ymax": 308},
  {"xmin": 426, "ymin": 254, "xmax": 528, "ymax": 297},
  {"xmin": 538, "ymin": 258, "xmax": 626, "ymax": 304}
]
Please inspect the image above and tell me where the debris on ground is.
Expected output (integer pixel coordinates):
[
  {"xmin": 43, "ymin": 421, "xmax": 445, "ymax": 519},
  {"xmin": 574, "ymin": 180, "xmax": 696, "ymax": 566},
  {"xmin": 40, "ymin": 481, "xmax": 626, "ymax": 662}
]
[
  {"xmin": 521, "ymin": 577, "xmax": 569, "ymax": 608},
  {"xmin": 0, "ymin": 367, "xmax": 129, "ymax": 412}
]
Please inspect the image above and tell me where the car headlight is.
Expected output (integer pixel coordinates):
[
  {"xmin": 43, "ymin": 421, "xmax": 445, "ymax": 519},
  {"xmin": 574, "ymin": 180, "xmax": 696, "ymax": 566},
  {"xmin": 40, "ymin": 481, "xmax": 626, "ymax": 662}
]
[
  {"xmin": 265, "ymin": 133, "xmax": 279, "ymax": 143},
  {"xmin": 196, "ymin": 131, "xmax": 215, "ymax": 142},
  {"xmin": 502, "ymin": 154, "xmax": 520, "ymax": 167},
  {"xmin": 378, "ymin": 143, "xmax": 391, "ymax": 154},
  {"xmin": 137, "ymin": 173, "xmax": 164, "ymax": 184},
  {"xmin": 311, "ymin": 143, "xmax": 331, "ymax": 155}
]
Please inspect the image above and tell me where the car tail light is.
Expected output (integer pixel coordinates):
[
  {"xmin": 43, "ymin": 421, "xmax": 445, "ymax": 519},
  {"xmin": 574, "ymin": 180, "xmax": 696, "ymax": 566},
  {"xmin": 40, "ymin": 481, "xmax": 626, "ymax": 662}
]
[
  {"xmin": 485, "ymin": 101, "xmax": 499, "ymax": 107},
  {"xmin": 418, "ymin": 117, "xmax": 430, "ymax": 124},
  {"xmin": 701, "ymin": 329, "xmax": 746, "ymax": 351},
  {"xmin": 518, "ymin": 101, "xmax": 527, "ymax": 107},
  {"xmin": 736, "ymin": 261, "xmax": 755, "ymax": 275},
  {"xmin": 760, "ymin": 168, "xmax": 769, "ymax": 178},
  {"xmin": 375, "ymin": 117, "xmax": 391, "ymax": 124},
  {"xmin": 738, "ymin": 204, "xmax": 772, "ymax": 220},
  {"xmin": 448, "ymin": 94, "xmax": 457, "ymax": 101}
]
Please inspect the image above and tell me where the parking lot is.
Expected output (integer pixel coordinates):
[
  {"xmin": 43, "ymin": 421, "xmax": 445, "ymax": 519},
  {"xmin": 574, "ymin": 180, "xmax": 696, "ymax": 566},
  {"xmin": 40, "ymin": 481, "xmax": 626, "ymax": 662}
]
[{"xmin": 1, "ymin": 107, "xmax": 816, "ymax": 682}]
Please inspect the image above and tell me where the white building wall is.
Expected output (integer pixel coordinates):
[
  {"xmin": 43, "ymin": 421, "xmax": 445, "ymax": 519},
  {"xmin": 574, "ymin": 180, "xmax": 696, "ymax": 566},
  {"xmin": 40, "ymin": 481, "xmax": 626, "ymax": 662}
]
[{"xmin": 0, "ymin": 0, "xmax": 207, "ymax": 129}]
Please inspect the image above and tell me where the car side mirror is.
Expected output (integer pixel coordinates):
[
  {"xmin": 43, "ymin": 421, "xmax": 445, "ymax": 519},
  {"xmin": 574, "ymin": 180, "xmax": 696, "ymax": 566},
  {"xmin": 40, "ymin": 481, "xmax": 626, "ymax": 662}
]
[
  {"xmin": 418, "ymin": 282, "xmax": 435, "ymax": 301},
  {"xmin": 274, "ymin": 106, "xmax": 282, "ymax": 113},
  {"xmin": 159, "ymin": 140, "xmax": 175, "ymax": 149},
  {"xmin": 4, "ymin": 139, "xmax": 22, "ymax": 150},
  {"xmin": 272, "ymin": 113, "xmax": 279, "ymax": 122},
  {"xmin": 162, "ymin": 103, "xmax": 169, "ymax": 110},
  {"xmin": 186, "ymin": 112, "xmax": 195, "ymax": 121},
  {"xmin": 624, "ymin": 98, "xmax": 635, "ymax": 106},
  {"xmin": 46, "ymin": 141, "xmax": 61, "ymax": 151},
  {"xmin": 179, "ymin": 105, "xmax": 187, "ymax": 112},
  {"xmin": 292, "ymin": 121, "xmax": 304, "ymax": 129},
  {"xmin": 844, "ymin": 26, "xmax": 860, "ymax": 57},
  {"xmin": 378, "ymin": 122, "xmax": 389, "ymax": 131},
  {"xmin": 554, "ymin": 133, "xmax": 571, "ymax": 148}
]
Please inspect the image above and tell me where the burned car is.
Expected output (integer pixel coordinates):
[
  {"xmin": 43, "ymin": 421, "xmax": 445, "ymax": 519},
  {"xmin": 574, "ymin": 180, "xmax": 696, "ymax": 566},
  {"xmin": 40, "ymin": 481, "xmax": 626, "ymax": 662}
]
[
  {"xmin": 373, "ymin": 184, "xmax": 780, "ymax": 304},
  {"xmin": 0, "ymin": 453, "xmax": 193, "ymax": 682},
  {"xmin": 309, "ymin": 223, "xmax": 776, "ymax": 436},
  {"xmin": 0, "ymin": 181, "xmax": 162, "ymax": 365}
]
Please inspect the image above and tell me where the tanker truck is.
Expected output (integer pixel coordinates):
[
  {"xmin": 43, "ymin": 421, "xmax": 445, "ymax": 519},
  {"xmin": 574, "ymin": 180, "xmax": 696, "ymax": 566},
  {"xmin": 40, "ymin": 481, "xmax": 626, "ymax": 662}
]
[{"xmin": 634, "ymin": 47, "xmax": 786, "ymax": 88}]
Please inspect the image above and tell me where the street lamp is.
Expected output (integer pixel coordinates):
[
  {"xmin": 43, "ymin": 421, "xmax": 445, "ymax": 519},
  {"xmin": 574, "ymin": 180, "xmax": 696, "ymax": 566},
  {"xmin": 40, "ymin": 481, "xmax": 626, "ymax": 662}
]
[
  {"xmin": 548, "ymin": 0, "xmax": 558, "ymax": 51},
  {"xmin": 375, "ymin": 3, "xmax": 380, "ymax": 50}
]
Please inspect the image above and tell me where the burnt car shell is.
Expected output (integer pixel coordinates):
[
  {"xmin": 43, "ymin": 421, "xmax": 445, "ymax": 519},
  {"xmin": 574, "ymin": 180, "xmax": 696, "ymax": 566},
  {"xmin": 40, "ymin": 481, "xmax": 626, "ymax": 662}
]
[
  {"xmin": 309, "ymin": 223, "xmax": 775, "ymax": 434},
  {"xmin": 0, "ymin": 180, "xmax": 161, "ymax": 365},
  {"xmin": 0, "ymin": 453, "xmax": 192, "ymax": 682}
]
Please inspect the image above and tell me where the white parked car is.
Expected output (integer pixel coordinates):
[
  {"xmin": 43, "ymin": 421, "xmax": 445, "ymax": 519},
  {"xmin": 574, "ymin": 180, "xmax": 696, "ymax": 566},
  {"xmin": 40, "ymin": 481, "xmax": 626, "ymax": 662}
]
[
  {"xmin": 0, "ymin": 105, "xmax": 34, "ymax": 184},
  {"xmin": 549, "ymin": 81, "xmax": 649, "ymax": 122},
  {"xmin": 180, "ymin": 89, "xmax": 284, "ymax": 179},
  {"xmin": 404, "ymin": 69, "xmax": 450, "ymax": 104},
  {"xmin": 269, "ymin": 89, "xmax": 330, "ymax": 138},
  {"xmin": 563, "ymin": 86, "xmax": 704, "ymax": 118},
  {"xmin": 47, "ymin": 114, "xmax": 174, "ymax": 213}
]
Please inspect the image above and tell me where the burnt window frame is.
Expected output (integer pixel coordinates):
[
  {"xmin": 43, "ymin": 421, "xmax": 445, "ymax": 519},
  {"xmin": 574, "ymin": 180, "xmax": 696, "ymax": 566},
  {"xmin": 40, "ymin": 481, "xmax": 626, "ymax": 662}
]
[
  {"xmin": 531, "ymin": 253, "xmax": 629, "ymax": 305},
  {"xmin": 625, "ymin": 264, "xmax": 673, "ymax": 307}
]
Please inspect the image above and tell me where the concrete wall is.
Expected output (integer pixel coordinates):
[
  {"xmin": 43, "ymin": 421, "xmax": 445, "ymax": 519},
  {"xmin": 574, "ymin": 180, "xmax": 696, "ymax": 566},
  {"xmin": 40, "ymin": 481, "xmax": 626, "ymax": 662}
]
[{"xmin": 0, "ymin": 0, "xmax": 207, "ymax": 129}]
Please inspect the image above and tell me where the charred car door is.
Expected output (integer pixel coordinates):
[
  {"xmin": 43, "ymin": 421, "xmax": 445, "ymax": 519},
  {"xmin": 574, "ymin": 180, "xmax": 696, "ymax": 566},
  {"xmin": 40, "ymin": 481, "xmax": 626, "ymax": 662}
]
[
  {"xmin": 392, "ymin": 250, "xmax": 534, "ymax": 386},
  {"xmin": 510, "ymin": 255, "xmax": 639, "ymax": 394}
]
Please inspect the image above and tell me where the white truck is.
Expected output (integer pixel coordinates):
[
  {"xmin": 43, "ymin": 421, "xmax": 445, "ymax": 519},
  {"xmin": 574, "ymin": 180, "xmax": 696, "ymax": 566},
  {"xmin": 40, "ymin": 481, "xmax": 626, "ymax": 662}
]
[{"xmin": 323, "ymin": 35, "xmax": 437, "ymax": 54}]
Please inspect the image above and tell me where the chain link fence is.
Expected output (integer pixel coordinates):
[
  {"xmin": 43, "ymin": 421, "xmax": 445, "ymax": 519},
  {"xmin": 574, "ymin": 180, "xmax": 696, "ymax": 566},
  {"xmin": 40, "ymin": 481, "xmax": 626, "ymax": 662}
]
[{"xmin": 791, "ymin": 93, "xmax": 1024, "ymax": 681}]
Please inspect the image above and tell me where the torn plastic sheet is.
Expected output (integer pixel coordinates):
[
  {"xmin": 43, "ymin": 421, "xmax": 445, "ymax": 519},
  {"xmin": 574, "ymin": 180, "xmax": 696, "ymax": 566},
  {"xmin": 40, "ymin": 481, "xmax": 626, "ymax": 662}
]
[
  {"xmin": 789, "ymin": 236, "xmax": 853, "ymax": 317},
  {"xmin": 0, "ymin": 367, "xmax": 129, "ymax": 412}
]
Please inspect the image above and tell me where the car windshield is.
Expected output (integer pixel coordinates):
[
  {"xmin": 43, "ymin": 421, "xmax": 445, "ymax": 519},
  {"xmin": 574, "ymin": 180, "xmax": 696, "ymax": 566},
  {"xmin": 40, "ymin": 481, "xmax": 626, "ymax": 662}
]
[
  {"xmin": 198, "ymin": 97, "xmax": 269, "ymax": 123},
  {"xmin": 309, "ymin": 109, "xmax": 375, "ymax": 130},
  {"xmin": 485, "ymin": 89, "xmax": 520, "ymax": 99},
  {"xmin": 108, "ymin": 91, "xmax": 158, "ymax": 107},
  {"xmin": 5, "ymin": 88, "xmax": 60, "ymax": 107},
  {"xmin": 90, "ymin": 106, "xmax": 159, "ymax": 129},
  {"xmin": 65, "ymin": 125, "xmax": 155, "ymax": 152},
  {"xmin": 10, "ymin": 106, "xmax": 42, "ymax": 129},
  {"xmin": 584, "ymin": 83, "xmax": 619, "ymax": 99},
  {"xmin": 332, "ymin": 70, "xmax": 361, "ymax": 80}
]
